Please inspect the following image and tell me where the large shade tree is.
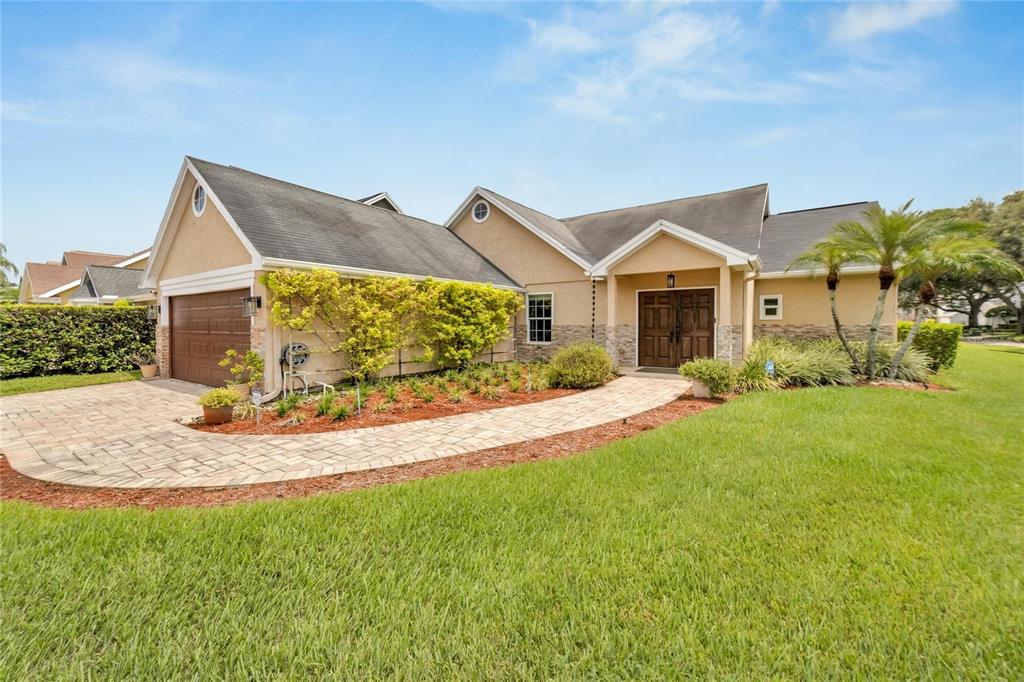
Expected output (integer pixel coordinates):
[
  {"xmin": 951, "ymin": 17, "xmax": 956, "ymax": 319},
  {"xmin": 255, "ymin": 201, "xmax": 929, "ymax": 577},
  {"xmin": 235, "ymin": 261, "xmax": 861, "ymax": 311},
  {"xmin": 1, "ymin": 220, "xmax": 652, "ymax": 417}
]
[{"xmin": 889, "ymin": 234, "xmax": 1018, "ymax": 378}]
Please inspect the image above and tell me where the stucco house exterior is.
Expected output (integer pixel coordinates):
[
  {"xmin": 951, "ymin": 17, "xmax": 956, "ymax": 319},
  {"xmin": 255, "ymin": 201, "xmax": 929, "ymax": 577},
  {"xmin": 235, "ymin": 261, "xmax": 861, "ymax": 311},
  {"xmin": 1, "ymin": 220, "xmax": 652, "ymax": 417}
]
[
  {"xmin": 18, "ymin": 249, "xmax": 152, "ymax": 305},
  {"xmin": 142, "ymin": 156, "xmax": 895, "ymax": 391}
]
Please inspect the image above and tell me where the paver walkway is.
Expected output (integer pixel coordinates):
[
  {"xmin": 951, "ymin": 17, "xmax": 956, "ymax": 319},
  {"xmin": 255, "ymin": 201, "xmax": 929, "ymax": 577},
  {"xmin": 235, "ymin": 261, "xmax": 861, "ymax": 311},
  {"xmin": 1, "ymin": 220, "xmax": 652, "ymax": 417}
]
[{"xmin": 1, "ymin": 377, "xmax": 686, "ymax": 489}]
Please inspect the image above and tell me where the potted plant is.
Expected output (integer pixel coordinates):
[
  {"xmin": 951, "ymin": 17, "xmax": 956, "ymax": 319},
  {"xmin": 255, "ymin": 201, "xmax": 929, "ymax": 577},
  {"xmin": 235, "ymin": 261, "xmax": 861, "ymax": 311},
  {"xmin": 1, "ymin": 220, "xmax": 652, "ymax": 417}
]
[
  {"xmin": 197, "ymin": 387, "xmax": 242, "ymax": 425},
  {"xmin": 129, "ymin": 349, "xmax": 159, "ymax": 379},
  {"xmin": 218, "ymin": 349, "xmax": 264, "ymax": 399}
]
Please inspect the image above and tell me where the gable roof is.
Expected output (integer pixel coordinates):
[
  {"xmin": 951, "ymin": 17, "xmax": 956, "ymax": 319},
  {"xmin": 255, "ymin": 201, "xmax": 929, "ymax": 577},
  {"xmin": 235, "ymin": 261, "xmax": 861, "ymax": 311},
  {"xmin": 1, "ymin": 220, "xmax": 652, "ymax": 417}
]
[
  {"xmin": 758, "ymin": 202, "xmax": 878, "ymax": 272},
  {"xmin": 357, "ymin": 192, "xmax": 403, "ymax": 213},
  {"xmin": 185, "ymin": 157, "xmax": 517, "ymax": 288},
  {"xmin": 23, "ymin": 262, "xmax": 82, "ymax": 298},
  {"xmin": 62, "ymin": 250, "xmax": 129, "ymax": 268},
  {"xmin": 447, "ymin": 184, "xmax": 768, "ymax": 273},
  {"xmin": 449, "ymin": 184, "xmax": 877, "ymax": 277},
  {"xmin": 71, "ymin": 265, "xmax": 147, "ymax": 301}
]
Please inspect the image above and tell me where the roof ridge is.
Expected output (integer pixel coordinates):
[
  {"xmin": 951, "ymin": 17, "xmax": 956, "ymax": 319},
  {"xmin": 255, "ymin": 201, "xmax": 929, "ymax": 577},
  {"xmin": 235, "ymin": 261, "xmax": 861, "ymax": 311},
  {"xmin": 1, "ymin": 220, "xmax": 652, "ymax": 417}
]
[
  {"xmin": 559, "ymin": 183, "xmax": 769, "ymax": 221},
  {"xmin": 479, "ymin": 187, "xmax": 569, "ymax": 224},
  {"xmin": 772, "ymin": 201, "xmax": 873, "ymax": 216},
  {"xmin": 187, "ymin": 156, "xmax": 447, "ymax": 230}
]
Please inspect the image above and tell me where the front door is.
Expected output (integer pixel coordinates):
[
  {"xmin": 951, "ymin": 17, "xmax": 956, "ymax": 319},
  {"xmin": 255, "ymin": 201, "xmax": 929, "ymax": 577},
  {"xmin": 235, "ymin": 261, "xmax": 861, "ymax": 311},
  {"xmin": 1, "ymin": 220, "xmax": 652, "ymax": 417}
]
[{"xmin": 637, "ymin": 289, "xmax": 715, "ymax": 367}]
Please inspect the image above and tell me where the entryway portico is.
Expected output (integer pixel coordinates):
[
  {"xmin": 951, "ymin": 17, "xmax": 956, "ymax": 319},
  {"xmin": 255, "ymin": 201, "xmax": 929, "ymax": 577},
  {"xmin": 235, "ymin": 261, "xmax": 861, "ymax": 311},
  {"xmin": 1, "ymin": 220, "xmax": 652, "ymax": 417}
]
[{"xmin": 591, "ymin": 221, "xmax": 761, "ymax": 368}]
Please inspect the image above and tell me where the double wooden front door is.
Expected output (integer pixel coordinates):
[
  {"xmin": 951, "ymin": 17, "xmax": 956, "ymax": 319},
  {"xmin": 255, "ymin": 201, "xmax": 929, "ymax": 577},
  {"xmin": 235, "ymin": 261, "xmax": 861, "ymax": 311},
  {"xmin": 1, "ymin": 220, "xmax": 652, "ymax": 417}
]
[{"xmin": 638, "ymin": 289, "xmax": 715, "ymax": 367}]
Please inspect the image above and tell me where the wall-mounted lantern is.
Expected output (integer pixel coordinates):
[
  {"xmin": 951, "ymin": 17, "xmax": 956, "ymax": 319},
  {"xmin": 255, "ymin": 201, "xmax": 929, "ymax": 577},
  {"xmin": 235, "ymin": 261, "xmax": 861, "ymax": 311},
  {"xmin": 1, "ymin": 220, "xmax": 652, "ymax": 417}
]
[
  {"xmin": 666, "ymin": 273, "xmax": 676, "ymax": 288},
  {"xmin": 146, "ymin": 304, "xmax": 160, "ymax": 321},
  {"xmin": 241, "ymin": 295, "xmax": 262, "ymax": 318}
]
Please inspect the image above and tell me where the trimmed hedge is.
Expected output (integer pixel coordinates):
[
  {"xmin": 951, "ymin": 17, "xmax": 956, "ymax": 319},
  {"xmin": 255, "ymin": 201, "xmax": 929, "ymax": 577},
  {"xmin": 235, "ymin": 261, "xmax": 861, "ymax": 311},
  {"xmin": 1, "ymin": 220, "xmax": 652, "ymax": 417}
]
[
  {"xmin": 0, "ymin": 305, "xmax": 155, "ymax": 379},
  {"xmin": 897, "ymin": 321, "xmax": 962, "ymax": 370},
  {"xmin": 546, "ymin": 342, "xmax": 614, "ymax": 388}
]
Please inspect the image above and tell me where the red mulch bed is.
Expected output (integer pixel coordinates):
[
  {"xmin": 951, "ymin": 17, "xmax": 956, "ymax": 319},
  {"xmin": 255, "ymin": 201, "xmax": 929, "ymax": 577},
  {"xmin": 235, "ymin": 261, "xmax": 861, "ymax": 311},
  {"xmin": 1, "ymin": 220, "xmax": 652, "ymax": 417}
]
[
  {"xmin": 192, "ymin": 384, "xmax": 577, "ymax": 435},
  {"xmin": 0, "ymin": 398, "xmax": 720, "ymax": 510}
]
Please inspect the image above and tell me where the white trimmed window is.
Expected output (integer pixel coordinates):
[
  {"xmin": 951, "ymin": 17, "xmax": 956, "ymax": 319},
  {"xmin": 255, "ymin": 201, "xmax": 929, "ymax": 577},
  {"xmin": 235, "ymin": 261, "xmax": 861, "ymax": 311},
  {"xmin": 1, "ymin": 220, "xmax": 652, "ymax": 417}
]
[
  {"xmin": 759, "ymin": 294, "xmax": 782, "ymax": 320},
  {"xmin": 192, "ymin": 184, "xmax": 206, "ymax": 217},
  {"xmin": 526, "ymin": 293, "xmax": 553, "ymax": 343},
  {"xmin": 472, "ymin": 200, "xmax": 490, "ymax": 223}
]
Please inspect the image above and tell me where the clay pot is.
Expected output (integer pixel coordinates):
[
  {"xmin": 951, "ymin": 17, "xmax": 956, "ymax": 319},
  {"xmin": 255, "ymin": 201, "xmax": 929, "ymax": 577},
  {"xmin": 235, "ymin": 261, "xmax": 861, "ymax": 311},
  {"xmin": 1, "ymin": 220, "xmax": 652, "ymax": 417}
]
[
  {"xmin": 140, "ymin": 364, "xmax": 158, "ymax": 379},
  {"xmin": 202, "ymin": 405, "xmax": 234, "ymax": 425},
  {"xmin": 688, "ymin": 379, "xmax": 711, "ymax": 399}
]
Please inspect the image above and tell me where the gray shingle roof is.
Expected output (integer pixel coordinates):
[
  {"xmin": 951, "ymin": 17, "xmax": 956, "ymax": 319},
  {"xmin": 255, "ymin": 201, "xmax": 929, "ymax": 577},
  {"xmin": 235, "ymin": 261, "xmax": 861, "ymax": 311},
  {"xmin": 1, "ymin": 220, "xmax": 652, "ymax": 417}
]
[
  {"xmin": 482, "ymin": 184, "xmax": 769, "ymax": 267},
  {"xmin": 188, "ymin": 157, "xmax": 518, "ymax": 288},
  {"xmin": 758, "ymin": 202, "xmax": 878, "ymax": 272},
  {"xmin": 72, "ymin": 265, "xmax": 147, "ymax": 299},
  {"xmin": 479, "ymin": 186, "xmax": 876, "ymax": 274},
  {"xmin": 561, "ymin": 184, "xmax": 768, "ymax": 263}
]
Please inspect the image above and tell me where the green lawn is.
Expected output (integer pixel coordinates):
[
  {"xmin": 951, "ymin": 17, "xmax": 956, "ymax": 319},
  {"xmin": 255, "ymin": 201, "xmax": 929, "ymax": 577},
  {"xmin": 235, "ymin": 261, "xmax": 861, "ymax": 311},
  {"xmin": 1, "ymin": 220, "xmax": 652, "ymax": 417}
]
[
  {"xmin": 0, "ymin": 370, "xmax": 141, "ymax": 396},
  {"xmin": 2, "ymin": 345, "xmax": 1022, "ymax": 679}
]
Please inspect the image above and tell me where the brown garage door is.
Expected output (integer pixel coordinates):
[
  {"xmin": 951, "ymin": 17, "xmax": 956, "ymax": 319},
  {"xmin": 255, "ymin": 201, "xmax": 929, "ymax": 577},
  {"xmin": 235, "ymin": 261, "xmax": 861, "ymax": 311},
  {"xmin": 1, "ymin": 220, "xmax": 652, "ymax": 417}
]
[{"xmin": 170, "ymin": 289, "xmax": 250, "ymax": 386}]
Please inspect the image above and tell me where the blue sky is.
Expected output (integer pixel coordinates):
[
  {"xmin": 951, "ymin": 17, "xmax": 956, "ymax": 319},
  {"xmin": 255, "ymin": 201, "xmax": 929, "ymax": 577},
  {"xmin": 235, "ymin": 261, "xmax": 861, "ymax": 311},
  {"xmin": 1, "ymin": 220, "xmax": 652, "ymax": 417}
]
[{"xmin": 2, "ymin": 1, "xmax": 1021, "ymax": 267}]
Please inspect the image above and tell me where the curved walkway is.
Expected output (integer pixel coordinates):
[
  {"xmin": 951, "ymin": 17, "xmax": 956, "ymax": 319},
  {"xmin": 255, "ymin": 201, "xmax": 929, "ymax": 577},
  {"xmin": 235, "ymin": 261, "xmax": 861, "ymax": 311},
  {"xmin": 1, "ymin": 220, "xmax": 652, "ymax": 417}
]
[{"xmin": 1, "ymin": 377, "xmax": 686, "ymax": 489}]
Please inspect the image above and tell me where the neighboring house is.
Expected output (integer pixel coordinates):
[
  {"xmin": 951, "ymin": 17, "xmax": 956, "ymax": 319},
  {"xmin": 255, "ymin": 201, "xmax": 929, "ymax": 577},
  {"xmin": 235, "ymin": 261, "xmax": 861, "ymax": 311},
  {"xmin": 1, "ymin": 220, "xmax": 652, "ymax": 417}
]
[
  {"xmin": 142, "ymin": 156, "xmax": 896, "ymax": 389},
  {"xmin": 68, "ymin": 265, "xmax": 152, "ymax": 305},
  {"xmin": 18, "ymin": 249, "xmax": 152, "ymax": 304}
]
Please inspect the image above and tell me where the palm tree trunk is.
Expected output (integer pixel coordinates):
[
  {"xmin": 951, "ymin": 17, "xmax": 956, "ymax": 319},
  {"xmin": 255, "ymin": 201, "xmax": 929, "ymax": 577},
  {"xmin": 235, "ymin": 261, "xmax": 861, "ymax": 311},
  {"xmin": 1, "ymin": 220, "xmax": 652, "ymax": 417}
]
[
  {"xmin": 829, "ymin": 287, "xmax": 861, "ymax": 374},
  {"xmin": 888, "ymin": 304, "xmax": 924, "ymax": 379},
  {"xmin": 865, "ymin": 286, "xmax": 891, "ymax": 379}
]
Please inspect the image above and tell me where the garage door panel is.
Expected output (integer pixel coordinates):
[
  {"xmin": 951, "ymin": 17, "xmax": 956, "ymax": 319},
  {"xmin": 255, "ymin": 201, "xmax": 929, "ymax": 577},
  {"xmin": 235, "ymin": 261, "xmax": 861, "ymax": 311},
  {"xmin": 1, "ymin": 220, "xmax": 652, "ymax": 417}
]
[{"xmin": 171, "ymin": 289, "xmax": 250, "ymax": 386}]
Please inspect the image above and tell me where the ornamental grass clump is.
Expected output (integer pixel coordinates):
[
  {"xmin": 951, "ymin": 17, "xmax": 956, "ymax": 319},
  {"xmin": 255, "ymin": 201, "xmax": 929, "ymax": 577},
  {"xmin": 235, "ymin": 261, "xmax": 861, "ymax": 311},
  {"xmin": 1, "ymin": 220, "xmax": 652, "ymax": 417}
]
[
  {"xmin": 315, "ymin": 390, "xmax": 336, "ymax": 417},
  {"xmin": 678, "ymin": 358, "xmax": 737, "ymax": 397},
  {"xmin": 737, "ymin": 338, "xmax": 854, "ymax": 392},
  {"xmin": 546, "ymin": 342, "xmax": 614, "ymax": 389}
]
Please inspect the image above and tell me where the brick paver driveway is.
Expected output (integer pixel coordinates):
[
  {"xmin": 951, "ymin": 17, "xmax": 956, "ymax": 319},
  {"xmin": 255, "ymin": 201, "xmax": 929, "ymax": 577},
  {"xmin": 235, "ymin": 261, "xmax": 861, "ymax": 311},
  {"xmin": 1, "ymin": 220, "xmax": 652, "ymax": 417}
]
[{"xmin": 1, "ymin": 377, "xmax": 686, "ymax": 489}]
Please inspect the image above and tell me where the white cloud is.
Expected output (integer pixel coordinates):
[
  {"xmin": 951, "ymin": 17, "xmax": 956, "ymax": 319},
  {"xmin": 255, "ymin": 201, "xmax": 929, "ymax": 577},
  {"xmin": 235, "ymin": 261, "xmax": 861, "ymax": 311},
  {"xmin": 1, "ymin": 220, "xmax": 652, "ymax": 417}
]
[
  {"xmin": 830, "ymin": 1, "xmax": 957, "ymax": 42},
  {"xmin": 528, "ymin": 18, "xmax": 600, "ymax": 54},
  {"xmin": 741, "ymin": 127, "xmax": 796, "ymax": 147}
]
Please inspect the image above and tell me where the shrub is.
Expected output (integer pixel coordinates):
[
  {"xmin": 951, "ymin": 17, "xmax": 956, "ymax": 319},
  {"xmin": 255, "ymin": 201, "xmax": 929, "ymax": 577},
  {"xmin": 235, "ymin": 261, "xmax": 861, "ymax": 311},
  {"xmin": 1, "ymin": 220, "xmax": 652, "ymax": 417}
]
[
  {"xmin": 507, "ymin": 377, "xmax": 522, "ymax": 393},
  {"xmin": 330, "ymin": 403, "xmax": 351, "ymax": 421},
  {"xmin": 219, "ymin": 349, "xmax": 265, "ymax": 386},
  {"xmin": 480, "ymin": 385, "xmax": 505, "ymax": 400},
  {"xmin": 1013, "ymin": 335, "xmax": 1024, "ymax": 343},
  {"xmin": 736, "ymin": 338, "xmax": 853, "ymax": 392},
  {"xmin": 0, "ymin": 305, "xmax": 155, "ymax": 378},
  {"xmin": 197, "ymin": 387, "xmax": 242, "ymax": 409},
  {"xmin": 678, "ymin": 358, "xmax": 737, "ymax": 397},
  {"xmin": 546, "ymin": 342, "xmax": 614, "ymax": 388},
  {"xmin": 447, "ymin": 389, "xmax": 465, "ymax": 404},
  {"xmin": 276, "ymin": 393, "xmax": 302, "ymax": 417},
  {"xmin": 897, "ymin": 321, "xmax": 962, "ymax": 370},
  {"xmin": 315, "ymin": 390, "xmax": 336, "ymax": 417}
]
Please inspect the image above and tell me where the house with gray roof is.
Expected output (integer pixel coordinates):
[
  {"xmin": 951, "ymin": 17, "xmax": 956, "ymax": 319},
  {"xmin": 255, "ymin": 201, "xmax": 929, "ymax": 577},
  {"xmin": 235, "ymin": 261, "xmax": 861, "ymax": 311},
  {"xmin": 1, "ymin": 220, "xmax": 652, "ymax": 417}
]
[
  {"xmin": 141, "ymin": 155, "xmax": 893, "ymax": 388},
  {"xmin": 69, "ymin": 265, "xmax": 151, "ymax": 305}
]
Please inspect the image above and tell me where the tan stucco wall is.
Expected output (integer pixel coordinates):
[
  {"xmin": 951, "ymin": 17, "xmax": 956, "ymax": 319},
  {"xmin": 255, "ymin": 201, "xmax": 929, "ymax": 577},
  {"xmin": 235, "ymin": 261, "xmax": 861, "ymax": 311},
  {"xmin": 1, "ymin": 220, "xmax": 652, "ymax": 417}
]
[
  {"xmin": 157, "ymin": 173, "xmax": 254, "ymax": 282},
  {"xmin": 450, "ymin": 201, "xmax": 584, "ymax": 286},
  {"xmin": 609, "ymin": 233, "xmax": 727, "ymax": 276},
  {"xmin": 611, "ymin": 268, "xmax": 722, "ymax": 326},
  {"xmin": 125, "ymin": 257, "xmax": 148, "ymax": 271},
  {"xmin": 753, "ymin": 273, "xmax": 897, "ymax": 327},
  {"xmin": 514, "ymin": 280, "xmax": 604, "ymax": 328}
]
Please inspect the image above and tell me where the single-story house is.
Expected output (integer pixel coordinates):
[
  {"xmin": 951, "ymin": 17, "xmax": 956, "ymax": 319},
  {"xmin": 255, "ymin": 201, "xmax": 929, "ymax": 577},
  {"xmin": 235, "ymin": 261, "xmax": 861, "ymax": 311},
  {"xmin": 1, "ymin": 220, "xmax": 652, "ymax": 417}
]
[
  {"xmin": 18, "ymin": 249, "xmax": 152, "ymax": 304},
  {"xmin": 142, "ymin": 156, "xmax": 895, "ymax": 391}
]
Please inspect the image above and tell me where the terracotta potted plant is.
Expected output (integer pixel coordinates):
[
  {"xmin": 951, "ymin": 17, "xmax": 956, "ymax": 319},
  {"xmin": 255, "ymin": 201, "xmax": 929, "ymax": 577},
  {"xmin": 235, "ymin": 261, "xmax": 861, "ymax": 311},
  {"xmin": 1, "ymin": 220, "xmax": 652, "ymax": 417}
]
[
  {"xmin": 218, "ymin": 348, "xmax": 264, "ymax": 400},
  {"xmin": 198, "ymin": 387, "xmax": 242, "ymax": 425},
  {"xmin": 130, "ymin": 350, "xmax": 159, "ymax": 379}
]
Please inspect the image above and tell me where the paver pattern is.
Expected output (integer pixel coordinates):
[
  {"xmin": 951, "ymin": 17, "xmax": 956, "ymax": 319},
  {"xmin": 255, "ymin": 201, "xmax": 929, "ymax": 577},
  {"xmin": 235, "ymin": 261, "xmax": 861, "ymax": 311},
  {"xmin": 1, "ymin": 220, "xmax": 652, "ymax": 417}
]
[{"xmin": 1, "ymin": 377, "xmax": 685, "ymax": 489}]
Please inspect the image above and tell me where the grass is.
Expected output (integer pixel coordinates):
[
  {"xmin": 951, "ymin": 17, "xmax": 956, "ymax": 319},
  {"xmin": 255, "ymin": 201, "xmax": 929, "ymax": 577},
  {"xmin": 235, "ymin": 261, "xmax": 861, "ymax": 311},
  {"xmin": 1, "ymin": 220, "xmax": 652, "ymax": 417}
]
[
  {"xmin": 0, "ymin": 370, "xmax": 141, "ymax": 397},
  {"xmin": 2, "ymin": 345, "xmax": 1022, "ymax": 678}
]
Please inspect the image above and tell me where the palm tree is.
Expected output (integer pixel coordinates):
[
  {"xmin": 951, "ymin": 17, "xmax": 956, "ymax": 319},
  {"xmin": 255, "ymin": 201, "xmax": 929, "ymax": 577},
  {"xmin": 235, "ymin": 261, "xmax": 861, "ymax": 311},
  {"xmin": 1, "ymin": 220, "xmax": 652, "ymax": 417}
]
[
  {"xmin": 787, "ymin": 237, "xmax": 861, "ymax": 373},
  {"xmin": 829, "ymin": 200, "xmax": 975, "ymax": 379},
  {"xmin": 0, "ymin": 243, "xmax": 17, "ymax": 287},
  {"xmin": 890, "ymin": 235, "xmax": 1021, "ymax": 378}
]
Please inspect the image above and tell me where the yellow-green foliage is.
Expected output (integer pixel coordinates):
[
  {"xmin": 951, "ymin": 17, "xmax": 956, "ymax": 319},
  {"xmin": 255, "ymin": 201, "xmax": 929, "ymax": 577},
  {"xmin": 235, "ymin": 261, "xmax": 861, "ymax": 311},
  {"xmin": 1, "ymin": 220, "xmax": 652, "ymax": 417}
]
[
  {"xmin": 261, "ymin": 270, "xmax": 520, "ymax": 380},
  {"xmin": 416, "ymin": 279, "xmax": 521, "ymax": 367}
]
